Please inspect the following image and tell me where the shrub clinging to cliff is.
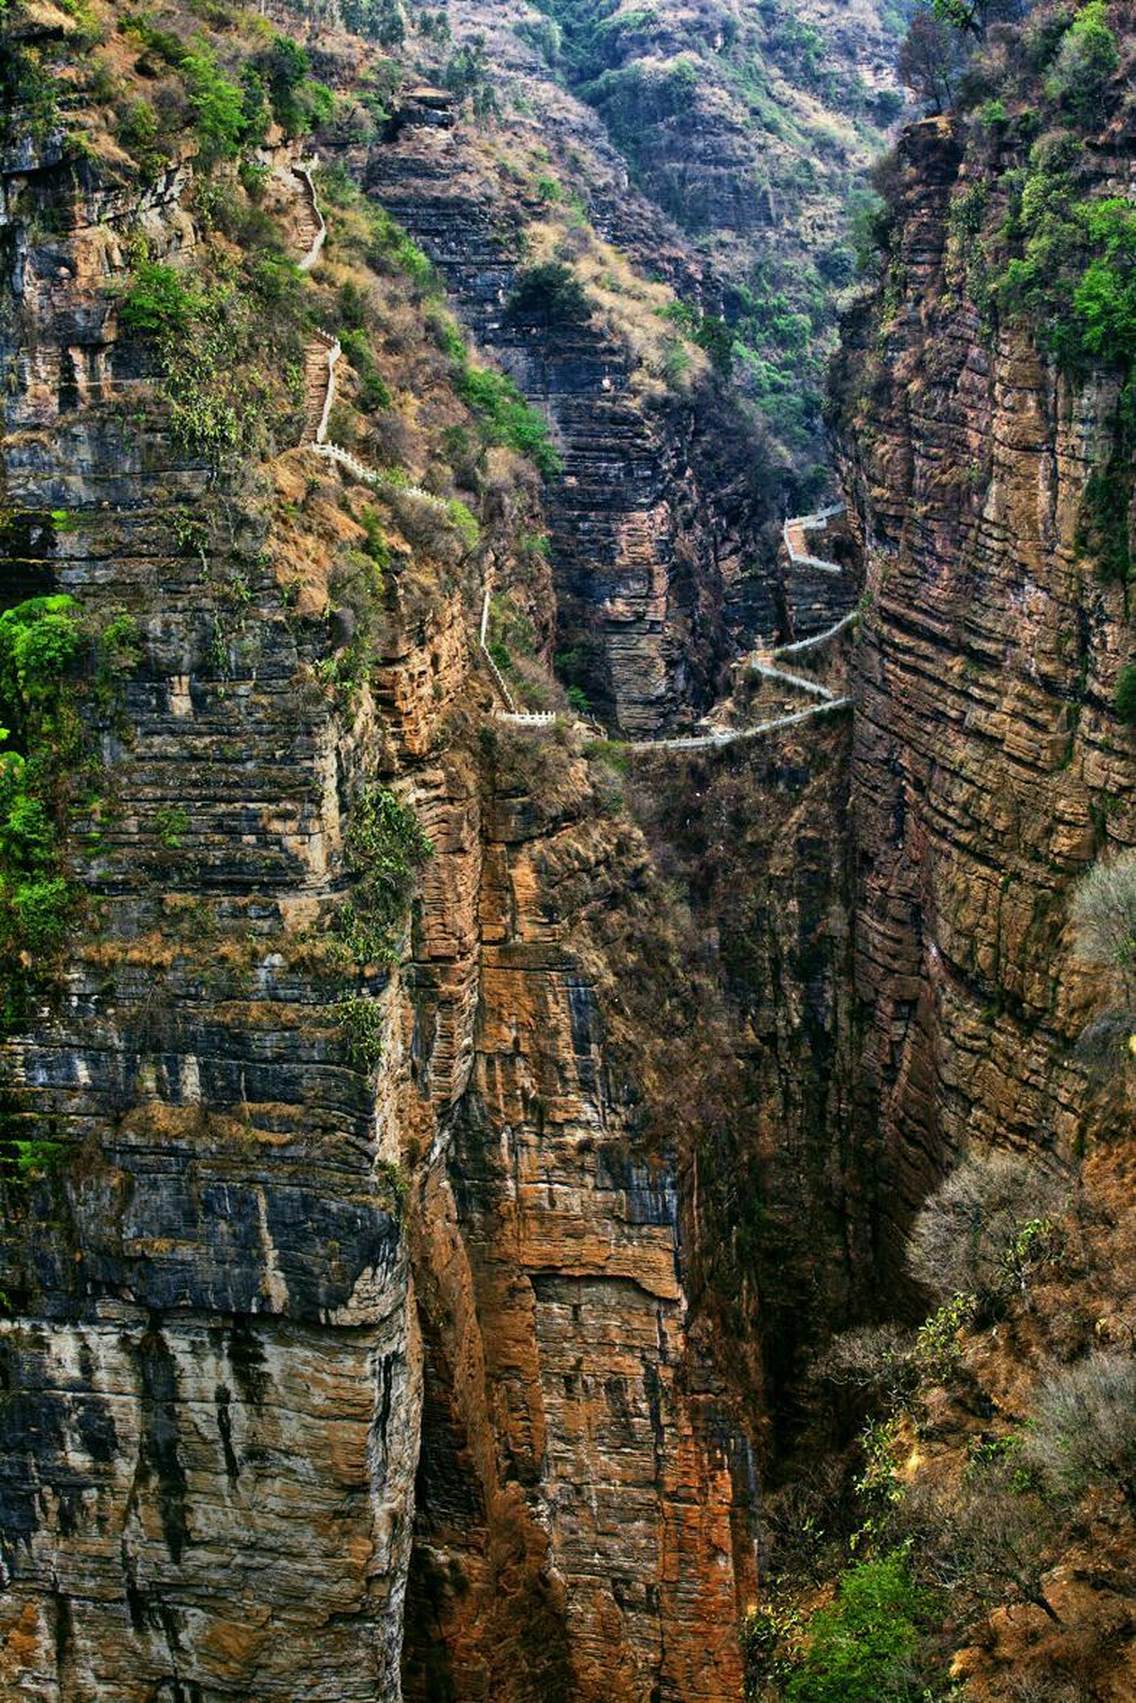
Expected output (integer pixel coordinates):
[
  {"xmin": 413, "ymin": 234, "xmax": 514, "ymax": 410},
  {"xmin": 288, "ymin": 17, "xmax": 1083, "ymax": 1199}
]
[
  {"xmin": 1072, "ymin": 851, "xmax": 1136, "ymax": 999},
  {"xmin": 1025, "ymin": 1351, "xmax": 1136, "ymax": 1508},
  {"xmin": 336, "ymin": 786, "xmax": 433, "ymax": 966},
  {"xmin": 906, "ymin": 1150, "xmax": 1070, "ymax": 1309}
]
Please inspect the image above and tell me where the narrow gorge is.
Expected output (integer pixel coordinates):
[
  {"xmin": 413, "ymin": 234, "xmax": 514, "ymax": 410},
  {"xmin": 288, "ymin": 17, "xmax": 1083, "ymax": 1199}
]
[{"xmin": 0, "ymin": 1, "xmax": 1133, "ymax": 1700}]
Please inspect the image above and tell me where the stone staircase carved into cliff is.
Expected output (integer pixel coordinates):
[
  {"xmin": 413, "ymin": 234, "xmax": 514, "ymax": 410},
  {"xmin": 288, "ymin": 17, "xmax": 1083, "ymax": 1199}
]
[
  {"xmin": 293, "ymin": 165, "xmax": 850, "ymax": 753},
  {"xmin": 290, "ymin": 166, "xmax": 548, "ymax": 727},
  {"xmin": 293, "ymin": 161, "xmax": 327, "ymax": 273}
]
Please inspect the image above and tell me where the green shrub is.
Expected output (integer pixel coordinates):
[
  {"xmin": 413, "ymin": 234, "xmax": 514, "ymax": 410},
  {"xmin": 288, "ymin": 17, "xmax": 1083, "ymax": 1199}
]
[
  {"xmin": 0, "ymin": 595, "xmax": 83, "ymax": 710},
  {"xmin": 341, "ymin": 328, "xmax": 393, "ymax": 412},
  {"xmin": 784, "ymin": 1551, "xmax": 930, "ymax": 1702},
  {"xmin": 340, "ymin": 0, "xmax": 406, "ymax": 47},
  {"xmin": 118, "ymin": 264, "xmax": 203, "ymax": 338},
  {"xmin": 336, "ymin": 787, "xmax": 433, "ymax": 965},
  {"xmin": 506, "ymin": 262, "xmax": 593, "ymax": 327},
  {"xmin": 154, "ymin": 804, "xmax": 190, "ymax": 848},
  {"xmin": 359, "ymin": 506, "xmax": 390, "ymax": 568},
  {"xmin": 251, "ymin": 34, "xmax": 334, "ymax": 135},
  {"xmin": 741, "ymin": 1600, "xmax": 802, "ymax": 1699},
  {"xmin": 911, "ymin": 1291, "xmax": 978, "ymax": 1384},
  {"xmin": 120, "ymin": 237, "xmax": 306, "ymax": 463},
  {"xmin": 6, "ymin": 877, "xmax": 72, "ymax": 953},
  {"xmin": 335, "ymin": 993, "xmax": 384, "ymax": 1070},
  {"xmin": 181, "ymin": 43, "xmax": 246, "ymax": 164},
  {"xmin": 1115, "ymin": 664, "xmax": 1136, "ymax": 723},
  {"xmin": 455, "ymin": 364, "xmax": 562, "ymax": 476},
  {"xmin": 7, "ymin": 1137, "xmax": 65, "ymax": 1180}
]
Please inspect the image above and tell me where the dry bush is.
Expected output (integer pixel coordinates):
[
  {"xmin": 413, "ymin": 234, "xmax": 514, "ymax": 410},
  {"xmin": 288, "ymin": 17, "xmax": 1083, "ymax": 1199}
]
[
  {"xmin": 1025, "ymin": 1351, "xmax": 1136, "ymax": 1509},
  {"xmin": 815, "ymin": 1323, "xmax": 915, "ymax": 1403},
  {"xmin": 903, "ymin": 1459, "xmax": 1063, "ymax": 1625},
  {"xmin": 906, "ymin": 1151, "xmax": 1071, "ymax": 1307},
  {"xmin": 1004, "ymin": 1677, "xmax": 1093, "ymax": 1702},
  {"xmin": 1072, "ymin": 853, "xmax": 1136, "ymax": 1001}
]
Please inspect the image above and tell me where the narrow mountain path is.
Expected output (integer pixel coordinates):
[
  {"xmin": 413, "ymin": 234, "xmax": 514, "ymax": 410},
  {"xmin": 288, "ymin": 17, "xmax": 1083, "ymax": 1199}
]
[
  {"xmin": 293, "ymin": 166, "xmax": 852, "ymax": 752},
  {"xmin": 293, "ymin": 162, "xmax": 327, "ymax": 273}
]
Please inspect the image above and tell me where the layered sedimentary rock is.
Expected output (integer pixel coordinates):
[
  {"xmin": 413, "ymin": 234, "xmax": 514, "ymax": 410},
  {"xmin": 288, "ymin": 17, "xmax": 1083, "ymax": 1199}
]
[
  {"xmin": 0, "ymin": 147, "xmax": 429, "ymax": 1697},
  {"xmin": 834, "ymin": 113, "xmax": 1136, "ymax": 1279},
  {"xmin": 364, "ymin": 111, "xmax": 778, "ymax": 738},
  {"xmin": 0, "ymin": 88, "xmax": 775, "ymax": 1703}
]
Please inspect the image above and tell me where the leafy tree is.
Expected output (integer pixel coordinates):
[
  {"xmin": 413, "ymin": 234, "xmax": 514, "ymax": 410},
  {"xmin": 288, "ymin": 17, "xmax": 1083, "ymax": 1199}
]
[
  {"xmin": 1070, "ymin": 200, "xmax": 1136, "ymax": 363},
  {"xmin": 341, "ymin": 0, "xmax": 406, "ymax": 46},
  {"xmin": 1045, "ymin": 0, "xmax": 1119, "ymax": 125},
  {"xmin": 899, "ymin": 7, "xmax": 964, "ymax": 112},
  {"xmin": 251, "ymin": 35, "xmax": 334, "ymax": 136}
]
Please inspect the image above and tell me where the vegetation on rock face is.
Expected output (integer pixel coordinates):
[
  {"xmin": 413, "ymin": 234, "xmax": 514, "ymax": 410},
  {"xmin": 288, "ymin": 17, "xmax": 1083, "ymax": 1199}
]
[
  {"xmin": 335, "ymin": 786, "xmax": 433, "ymax": 967},
  {"xmin": 744, "ymin": 1550, "xmax": 940, "ymax": 1701},
  {"xmin": 1026, "ymin": 1352, "xmax": 1136, "ymax": 1509},
  {"xmin": 0, "ymin": 593, "xmax": 137, "ymax": 1029},
  {"xmin": 906, "ymin": 1150, "xmax": 1071, "ymax": 1312},
  {"xmin": 1072, "ymin": 851, "xmax": 1136, "ymax": 1003},
  {"xmin": 118, "ymin": 232, "xmax": 307, "ymax": 465},
  {"xmin": 1115, "ymin": 663, "xmax": 1136, "ymax": 723},
  {"xmin": 335, "ymin": 993, "xmax": 386, "ymax": 1071}
]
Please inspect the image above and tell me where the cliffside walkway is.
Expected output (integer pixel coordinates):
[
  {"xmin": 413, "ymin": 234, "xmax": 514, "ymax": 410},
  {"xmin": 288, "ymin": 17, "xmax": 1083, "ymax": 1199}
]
[
  {"xmin": 290, "ymin": 167, "xmax": 553, "ymax": 727},
  {"xmin": 782, "ymin": 502, "xmax": 846, "ymax": 576},
  {"xmin": 292, "ymin": 166, "xmax": 850, "ymax": 752},
  {"xmin": 293, "ymin": 162, "xmax": 327, "ymax": 273},
  {"xmin": 618, "ymin": 507, "xmax": 855, "ymax": 753}
]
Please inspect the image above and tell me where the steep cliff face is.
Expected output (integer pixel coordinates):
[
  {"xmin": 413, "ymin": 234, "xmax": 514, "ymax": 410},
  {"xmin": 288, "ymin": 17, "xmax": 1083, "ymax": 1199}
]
[
  {"xmin": 0, "ymin": 165, "xmax": 423, "ymax": 1695},
  {"xmin": 809, "ymin": 16, "xmax": 1136, "ymax": 1690},
  {"xmin": 0, "ymin": 4, "xmax": 818, "ymax": 1696},
  {"xmin": 834, "ymin": 105, "xmax": 1136, "ymax": 1276}
]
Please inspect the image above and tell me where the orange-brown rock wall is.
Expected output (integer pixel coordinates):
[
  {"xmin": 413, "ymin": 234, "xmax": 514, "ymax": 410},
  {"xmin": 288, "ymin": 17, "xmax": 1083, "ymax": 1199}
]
[{"xmin": 834, "ymin": 116, "xmax": 1136, "ymax": 1280}]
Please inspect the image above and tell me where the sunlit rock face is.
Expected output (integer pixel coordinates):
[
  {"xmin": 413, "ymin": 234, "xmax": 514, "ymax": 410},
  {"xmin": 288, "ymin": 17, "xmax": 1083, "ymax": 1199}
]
[{"xmin": 833, "ymin": 115, "xmax": 1135, "ymax": 1276}]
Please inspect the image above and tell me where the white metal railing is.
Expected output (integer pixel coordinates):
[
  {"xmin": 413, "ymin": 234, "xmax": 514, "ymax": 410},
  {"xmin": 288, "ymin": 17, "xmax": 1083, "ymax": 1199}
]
[
  {"xmin": 773, "ymin": 609, "xmax": 858, "ymax": 658},
  {"xmin": 748, "ymin": 660, "xmax": 836, "ymax": 701},
  {"xmin": 782, "ymin": 503, "xmax": 847, "ymax": 577},
  {"xmin": 312, "ymin": 331, "xmax": 341, "ymax": 446},
  {"xmin": 624, "ymin": 698, "xmax": 850, "ymax": 754}
]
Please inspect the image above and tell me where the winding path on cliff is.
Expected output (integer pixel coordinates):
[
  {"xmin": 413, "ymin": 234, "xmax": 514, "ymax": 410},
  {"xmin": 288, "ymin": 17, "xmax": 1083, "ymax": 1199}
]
[{"xmin": 293, "ymin": 166, "xmax": 853, "ymax": 752}]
